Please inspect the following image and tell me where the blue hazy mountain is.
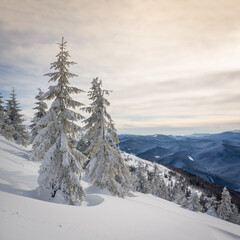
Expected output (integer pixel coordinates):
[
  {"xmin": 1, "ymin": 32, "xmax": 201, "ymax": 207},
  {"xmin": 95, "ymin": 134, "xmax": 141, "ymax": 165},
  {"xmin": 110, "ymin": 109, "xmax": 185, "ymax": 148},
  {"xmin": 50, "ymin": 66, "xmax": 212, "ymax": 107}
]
[{"xmin": 119, "ymin": 131, "xmax": 240, "ymax": 191}]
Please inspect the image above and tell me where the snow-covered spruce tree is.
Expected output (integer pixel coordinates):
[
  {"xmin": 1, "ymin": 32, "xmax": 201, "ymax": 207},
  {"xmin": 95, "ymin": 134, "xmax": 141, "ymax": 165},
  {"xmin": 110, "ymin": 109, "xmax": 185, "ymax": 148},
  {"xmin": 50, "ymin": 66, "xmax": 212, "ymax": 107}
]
[
  {"xmin": 217, "ymin": 187, "xmax": 233, "ymax": 221},
  {"xmin": 187, "ymin": 191, "xmax": 202, "ymax": 212},
  {"xmin": 173, "ymin": 181, "xmax": 186, "ymax": 205},
  {"xmin": 36, "ymin": 38, "xmax": 86, "ymax": 205},
  {"xmin": 29, "ymin": 88, "xmax": 47, "ymax": 143},
  {"xmin": 166, "ymin": 180, "xmax": 175, "ymax": 201},
  {"xmin": 230, "ymin": 204, "xmax": 240, "ymax": 224},
  {"xmin": 199, "ymin": 193, "xmax": 208, "ymax": 212},
  {"xmin": 30, "ymin": 88, "xmax": 48, "ymax": 161},
  {"xmin": 82, "ymin": 77, "xmax": 132, "ymax": 197},
  {"xmin": 205, "ymin": 196, "xmax": 218, "ymax": 217},
  {"xmin": 216, "ymin": 187, "xmax": 239, "ymax": 223},
  {"xmin": 181, "ymin": 196, "xmax": 190, "ymax": 209},
  {"xmin": 181, "ymin": 188, "xmax": 192, "ymax": 208},
  {"xmin": 3, "ymin": 88, "xmax": 28, "ymax": 146},
  {"xmin": 151, "ymin": 163, "xmax": 165, "ymax": 197},
  {"xmin": 0, "ymin": 92, "xmax": 5, "ymax": 134},
  {"xmin": 134, "ymin": 162, "xmax": 151, "ymax": 194},
  {"xmin": 3, "ymin": 99, "xmax": 14, "ymax": 140},
  {"xmin": 174, "ymin": 190, "xmax": 186, "ymax": 205}
]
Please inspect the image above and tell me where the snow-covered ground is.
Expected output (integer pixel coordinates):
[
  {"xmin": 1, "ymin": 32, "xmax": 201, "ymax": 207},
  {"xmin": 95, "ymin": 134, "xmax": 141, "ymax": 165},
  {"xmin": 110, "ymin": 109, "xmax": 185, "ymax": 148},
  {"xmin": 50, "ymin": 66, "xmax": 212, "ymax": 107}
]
[
  {"xmin": 0, "ymin": 136, "xmax": 240, "ymax": 240},
  {"xmin": 188, "ymin": 155, "xmax": 194, "ymax": 161}
]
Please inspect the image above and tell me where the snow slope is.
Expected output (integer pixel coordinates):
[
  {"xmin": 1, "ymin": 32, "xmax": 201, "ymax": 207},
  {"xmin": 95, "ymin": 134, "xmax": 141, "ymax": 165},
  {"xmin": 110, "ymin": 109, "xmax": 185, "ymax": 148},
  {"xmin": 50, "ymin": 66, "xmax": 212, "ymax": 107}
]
[{"xmin": 0, "ymin": 136, "xmax": 240, "ymax": 240}]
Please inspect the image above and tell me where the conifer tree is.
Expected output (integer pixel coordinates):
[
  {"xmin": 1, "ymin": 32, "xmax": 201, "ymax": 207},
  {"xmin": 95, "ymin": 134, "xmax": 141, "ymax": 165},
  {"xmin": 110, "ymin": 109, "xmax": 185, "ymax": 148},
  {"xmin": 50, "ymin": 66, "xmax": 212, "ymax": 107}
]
[
  {"xmin": 188, "ymin": 191, "xmax": 202, "ymax": 212},
  {"xmin": 174, "ymin": 191, "xmax": 186, "ymax": 205},
  {"xmin": 30, "ymin": 88, "xmax": 48, "ymax": 144},
  {"xmin": 217, "ymin": 187, "xmax": 235, "ymax": 222},
  {"xmin": 151, "ymin": 163, "xmax": 164, "ymax": 197},
  {"xmin": 165, "ymin": 180, "xmax": 176, "ymax": 201},
  {"xmin": 173, "ymin": 181, "xmax": 185, "ymax": 205},
  {"xmin": 205, "ymin": 196, "xmax": 218, "ymax": 217},
  {"xmin": 199, "ymin": 193, "xmax": 207, "ymax": 212},
  {"xmin": 82, "ymin": 78, "xmax": 132, "ymax": 197},
  {"xmin": 215, "ymin": 188, "xmax": 240, "ymax": 224},
  {"xmin": 0, "ymin": 93, "xmax": 5, "ymax": 134},
  {"xmin": 134, "ymin": 162, "xmax": 150, "ymax": 194},
  {"xmin": 181, "ymin": 188, "xmax": 192, "ymax": 208},
  {"xmin": 181, "ymin": 196, "xmax": 190, "ymax": 209},
  {"xmin": 3, "ymin": 88, "xmax": 28, "ymax": 146},
  {"xmin": 36, "ymin": 38, "xmax": 86, "ymax": 204},
  {"xmin": 3, "ymin": 100, "xmax": 14, "ymax": 140},
  {"xmin": 230, "ymin": 204, "xmax": 240, "ymax": 224}
]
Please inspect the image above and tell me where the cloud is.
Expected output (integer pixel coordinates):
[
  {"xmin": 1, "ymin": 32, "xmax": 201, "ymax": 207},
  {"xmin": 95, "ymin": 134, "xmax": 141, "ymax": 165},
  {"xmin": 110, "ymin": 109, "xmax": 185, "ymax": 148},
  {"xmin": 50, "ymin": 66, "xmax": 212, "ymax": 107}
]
[
  {"xmin": 109, "ymin": 70, "xmax": 240, "ymax": 132},
  {"xmin": 0, "ymin": 0, "xmax": 240, "ymax": 134}
]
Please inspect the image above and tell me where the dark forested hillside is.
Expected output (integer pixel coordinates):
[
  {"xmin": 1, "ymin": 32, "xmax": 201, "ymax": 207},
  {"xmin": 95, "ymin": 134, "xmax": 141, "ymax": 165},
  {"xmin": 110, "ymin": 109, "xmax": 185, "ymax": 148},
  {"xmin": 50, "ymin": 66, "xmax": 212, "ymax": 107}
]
[{"xmin": 119, "ymin": 131, "xmax": 240, "ymax": 192}]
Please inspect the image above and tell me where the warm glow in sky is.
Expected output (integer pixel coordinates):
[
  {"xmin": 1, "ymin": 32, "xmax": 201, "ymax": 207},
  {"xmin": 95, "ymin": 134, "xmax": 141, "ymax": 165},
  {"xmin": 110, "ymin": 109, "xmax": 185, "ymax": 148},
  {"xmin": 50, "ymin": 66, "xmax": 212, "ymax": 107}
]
[{"xmin": 0, "ymin": 0, "xmax": 240, "ymax": 135}]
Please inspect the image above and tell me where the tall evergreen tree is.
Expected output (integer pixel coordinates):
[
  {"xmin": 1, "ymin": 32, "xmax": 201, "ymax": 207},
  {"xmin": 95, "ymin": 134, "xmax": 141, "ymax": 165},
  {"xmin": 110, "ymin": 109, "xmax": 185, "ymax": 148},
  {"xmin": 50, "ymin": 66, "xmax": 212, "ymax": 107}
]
[
  {"xmin": 0, "ymin": 92, "xmax": 5, "ymax": 134},
  {"xmin": 3, "ymin": 88, "xmax": 28, "ymax": 146},
  {"xmin": 230, "ymin": 204, "xmax": 240, "ymax": 224},
  {"xmin": 82, "ymin": 77, "xmax": 132, "ymax": 197},
  {"xmin": 205, "ymin": 196, "xmax": 218, "ymax": 217},
  {"xmin": 181, "ymin": 188, "xmax": 192, "ymax": 209},
  {"xmin": 36, "ymin": 38, "xmax": 86, "ymax": 205},
  {"xmin": 3, "ymin": 99, "xmax": 14, "ymax": 140},
  {"xmin": 217, "ymin": 187, "xmax": 232, "ymax": 221},
  {"xmin": 151, "ymin": 163, "xmax": 165, "ymax": 197},
  {"xmin": 187, "ymin": 191, "xmax": 202, "ymax": 212},
  {"xmin": 181, "ymin": 196, "xmax": 190, "ymax": 209},
  {"xmin": 173, "ymin": 181, "xmax": 185, "ymax": 205},
  {"xmin": 30, "ymin": 88, "xmax": 48, "ymax": 144},
  {"xmin": 134, "ymin": 162, "xmax": 151, "ymax": 194},
  {"xmin": 217, "ymin": 187, "xmax": 238, "ymax": 223}
]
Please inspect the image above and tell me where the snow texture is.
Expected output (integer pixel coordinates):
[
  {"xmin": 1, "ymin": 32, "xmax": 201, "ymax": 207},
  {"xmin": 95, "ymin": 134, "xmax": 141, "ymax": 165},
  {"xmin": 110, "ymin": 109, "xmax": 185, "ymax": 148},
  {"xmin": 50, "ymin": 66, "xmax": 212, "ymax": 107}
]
[
  {"xmin": 1, "ymin": 135, "xmax": 240, "ymax": 240},
  {"xmin": 188, "ymin": 155, "xmax": 194, "ymax": 161}
]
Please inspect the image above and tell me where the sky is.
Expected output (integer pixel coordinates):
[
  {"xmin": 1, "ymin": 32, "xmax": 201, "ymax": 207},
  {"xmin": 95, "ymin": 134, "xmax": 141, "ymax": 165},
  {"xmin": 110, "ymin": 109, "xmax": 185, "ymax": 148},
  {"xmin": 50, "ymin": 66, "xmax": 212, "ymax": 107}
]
[{"xmin": 0, "ymin": 0, "xmax": 240, "ymax": 135}]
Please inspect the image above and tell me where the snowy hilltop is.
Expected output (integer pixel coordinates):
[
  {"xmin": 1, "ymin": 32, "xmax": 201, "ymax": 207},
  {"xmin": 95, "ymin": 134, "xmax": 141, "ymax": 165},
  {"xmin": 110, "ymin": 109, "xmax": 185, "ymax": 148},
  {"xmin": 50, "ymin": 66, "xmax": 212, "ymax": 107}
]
[{"xmin": 0, "ymin": 135, "xmax": 240, "ymax": 240}]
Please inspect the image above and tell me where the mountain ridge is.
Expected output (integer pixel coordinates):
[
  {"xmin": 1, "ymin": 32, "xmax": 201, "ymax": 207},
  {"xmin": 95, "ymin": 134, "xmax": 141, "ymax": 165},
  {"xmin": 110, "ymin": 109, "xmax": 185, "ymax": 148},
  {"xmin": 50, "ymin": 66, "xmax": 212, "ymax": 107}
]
[{"xmin": 119, "ymin": 131, "xmax": 240, "ymax": 192}]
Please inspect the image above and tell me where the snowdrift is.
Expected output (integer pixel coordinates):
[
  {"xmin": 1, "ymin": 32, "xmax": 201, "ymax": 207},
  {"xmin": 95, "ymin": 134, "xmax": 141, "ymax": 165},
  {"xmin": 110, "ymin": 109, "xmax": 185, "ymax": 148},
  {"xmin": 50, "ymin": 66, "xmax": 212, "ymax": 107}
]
[{"xmin": 0, "ymin": 136, "xmax": 240, "ymax": 240}]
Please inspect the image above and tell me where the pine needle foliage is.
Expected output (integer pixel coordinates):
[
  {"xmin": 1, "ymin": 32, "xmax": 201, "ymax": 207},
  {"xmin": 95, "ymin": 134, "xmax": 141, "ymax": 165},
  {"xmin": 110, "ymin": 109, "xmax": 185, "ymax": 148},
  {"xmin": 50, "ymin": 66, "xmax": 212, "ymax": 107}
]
[
  {"xmin": 3, "ymin": 88, "xmax": 28, "ymax": 146},
  {"xmin": 30, "ymin": 88, "xmax": 48, "ymax": 144},
  {"xmin": 36, "ymin": 38, "xmax": 86, "ymax": 205},
  {"xmin": 82, "ymin": 77, "xmax": 132, "ymax": 197},
  {"xmin": 0, "ymin": 93, "xmax": 5, "ymax": 134}
]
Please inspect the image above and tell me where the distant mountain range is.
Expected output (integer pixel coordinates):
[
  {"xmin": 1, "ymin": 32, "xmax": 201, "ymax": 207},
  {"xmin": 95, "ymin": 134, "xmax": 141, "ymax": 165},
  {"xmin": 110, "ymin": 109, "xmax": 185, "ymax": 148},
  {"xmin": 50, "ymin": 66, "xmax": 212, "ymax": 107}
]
[{"xmin": 119, "ymin": 131, "xmax": 240, "ymax": 192}]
